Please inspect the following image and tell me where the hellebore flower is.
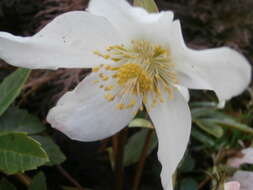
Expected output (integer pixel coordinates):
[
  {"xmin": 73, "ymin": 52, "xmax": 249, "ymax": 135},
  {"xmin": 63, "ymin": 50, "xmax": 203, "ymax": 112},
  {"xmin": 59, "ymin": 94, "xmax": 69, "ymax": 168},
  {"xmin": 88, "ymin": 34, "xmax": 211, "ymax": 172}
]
[
  {"xmin": 230, "ymin": 171, "xmax": 253, "ymax": 190},
  {"xmin": 225, "ymin": 149, "xmax": 253, "ymax": 190},
  {"xmin": 0, "ymin": 0, "xmax": 251, "ymax": 189}
]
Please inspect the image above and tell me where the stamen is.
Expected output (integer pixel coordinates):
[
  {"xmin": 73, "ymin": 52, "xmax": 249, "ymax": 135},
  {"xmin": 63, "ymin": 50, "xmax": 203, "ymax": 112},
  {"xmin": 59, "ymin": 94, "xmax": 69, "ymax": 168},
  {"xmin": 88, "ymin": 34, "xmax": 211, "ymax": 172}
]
[
  {"xmin": 116, "ymin": 103, "xmax": 125, "ymax": 110},
  {"xmin": 102, "ymin": 76, "xmax": 109, "ymax": 81},
  {"xmin": 93, "ymin": 40, "xmax": 178, "ymax": 110},
  {"xmin": 126, "ymin": 98, "xmax": 137, "ymax": 108},
  {"xmin": 93, "ymin": 51, "xmax": 110, "ymax": 59},
  {"xmin": 104, "ymin": 85, "xmax": 114, "ymax": 91},
  {"xmin": 99, "ymin": 73, "xmax": 109, "ymax": 81},
  {"xmin": 92, "ymin": 66, "xmax": 100, "ymax": 72},
  {"xmin": 105, "ymin": 94, "xmax": 115, "ymax": 102}
]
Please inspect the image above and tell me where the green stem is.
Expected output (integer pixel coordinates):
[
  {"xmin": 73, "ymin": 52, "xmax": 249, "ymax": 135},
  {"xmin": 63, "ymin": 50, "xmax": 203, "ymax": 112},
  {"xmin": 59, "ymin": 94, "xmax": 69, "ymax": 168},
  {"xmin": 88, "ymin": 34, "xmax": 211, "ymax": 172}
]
[
  {"xmin": 132, "ymin": 130, "xmax": 153, "ymax": 190},
  {"xmin": 57, "ymin": 165, "xmax": 86, "ymax": 190},
  {"xmin": 114, "ymin": 128, "xmax": 128, "ymax": 190},
  {"xmin": 15, "ymin": 173, "xmax": 32, "ymax": 187}
]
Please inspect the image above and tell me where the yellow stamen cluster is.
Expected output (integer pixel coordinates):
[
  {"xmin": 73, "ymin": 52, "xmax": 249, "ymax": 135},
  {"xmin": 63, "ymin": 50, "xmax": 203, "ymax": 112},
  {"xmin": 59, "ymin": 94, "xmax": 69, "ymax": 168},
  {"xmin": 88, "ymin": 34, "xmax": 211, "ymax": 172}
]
[
  {"xmin": 115, "ymin": 63, "xmax": 152, "ymax": 94},
  {"xmin": 93, "ymin": 40, "xmax": 178, "ymax": 111}
]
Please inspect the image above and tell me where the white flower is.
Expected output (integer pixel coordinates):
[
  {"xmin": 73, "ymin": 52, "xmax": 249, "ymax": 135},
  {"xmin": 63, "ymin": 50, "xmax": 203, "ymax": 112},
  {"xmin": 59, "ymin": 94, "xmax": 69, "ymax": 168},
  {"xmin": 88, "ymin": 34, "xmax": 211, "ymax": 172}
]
[
  {"xmin": 0, "ymin": 0, "xmax": 251, "ymax": 189},
  {"xmin": 230, "ymin": 171, "xmax": 253, "ymax": 190},
  {"xmin": 224, "ymin": 181, "xmax": 241, "ymax": 190},
  {"xmin": 226, "ymin": 149, "xmax": 253, "ymax": 190},
  {"xmin": 227, "ymin": 148, "xmax": 253, "ymax": 168}
]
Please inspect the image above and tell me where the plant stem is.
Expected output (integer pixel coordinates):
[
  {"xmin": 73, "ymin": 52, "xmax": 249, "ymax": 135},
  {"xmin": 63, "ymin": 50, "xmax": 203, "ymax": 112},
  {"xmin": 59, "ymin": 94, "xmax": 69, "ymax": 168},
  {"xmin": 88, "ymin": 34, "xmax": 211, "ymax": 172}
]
[
  {"xmin": 112, "ymin": 135, "xmax": 118, "ymax": 163},
  {"xmin": 114, "ymin": 128, "xmax": 128, "ymax": 190},
  {"xmin": 132, "ymin": 130, "xmax": 154, "ymax": 190},
  {"xmin": 57, "ymin": 165, "xmax": 86, "ymax": 190},
  {"xmin": 198, "ymin": 176, "xmax": 212, "ymax": 189},
  {"xmin": 15, "ymin": 173, "xmax": 32, "ymax": 187}
]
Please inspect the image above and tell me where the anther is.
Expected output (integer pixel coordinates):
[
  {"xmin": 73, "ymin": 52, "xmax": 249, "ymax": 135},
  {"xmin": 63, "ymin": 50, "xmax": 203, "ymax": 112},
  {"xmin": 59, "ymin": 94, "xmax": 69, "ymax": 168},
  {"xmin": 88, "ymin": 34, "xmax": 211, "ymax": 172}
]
[
  {"xmin": 105, "ymin": 94, "xmax": 115, "ymax": 102},
  {"xmin": 99, "ymin": 73, "xmax": 109, "ymax": 81},
  {"xmin": 104, "ymin": 85, "xmax": 114, "ymax": 91},
  {"xmin": 102, "ymin": 76, "xmax": 109, "ymax": 81},
  {"xmin": 92, "ymin": 67, "xmax": 100, "ymax": 72},
  {"xmin": 116, "ymin": 104, "xmax": 125, "ymax": 110}
]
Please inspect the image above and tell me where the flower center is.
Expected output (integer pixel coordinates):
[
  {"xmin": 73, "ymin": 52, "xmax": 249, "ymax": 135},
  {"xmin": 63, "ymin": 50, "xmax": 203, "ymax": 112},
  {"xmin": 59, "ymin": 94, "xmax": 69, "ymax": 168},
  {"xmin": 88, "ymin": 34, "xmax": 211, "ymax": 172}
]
[
  {"xmin": 93, "ymin": 40, "xmax": 178, "ymax": 110},
  {"xmin": 115, "ymin": 63, "xmax": 152, "ymax": 94}
]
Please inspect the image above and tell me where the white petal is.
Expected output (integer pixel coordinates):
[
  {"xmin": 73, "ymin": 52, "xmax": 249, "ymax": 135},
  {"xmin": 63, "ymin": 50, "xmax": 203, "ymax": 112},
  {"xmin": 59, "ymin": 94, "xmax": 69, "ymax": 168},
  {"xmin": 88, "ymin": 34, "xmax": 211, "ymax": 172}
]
[
  {"xmin": 177, "ymin": 47, "xmax": 251, "ymax": 102},
  {"xmin": 146, "ymin": 89, "xmax": 191, "ymax": 190},
  {"xmin": 224, "ymin": 182, "xmax": 241, "ymax": 190},
  {"xmin": 175, "ymin": 85, "xmax": 190, "ymax": 102},
  {"xmin": 170, "ymin": 21, "xmax": 251, "ymax": 102},
  {"xmin": 0, "ymin": 11, "xmax": 121, "ymax": 69},
  {"xmin": 231, "ymin": 171, "xmax": 253, "ymax": 190},
  {"xmin": 169, "ymin": 20, "xmax": 187, "ymax": 57},
  {"xmin": 88, "ymin": 0, "xmax": 174, "ymax": 43},
  {"xmin": 47, "ymin": 72, "xmax": 142, "ymax": 141}
]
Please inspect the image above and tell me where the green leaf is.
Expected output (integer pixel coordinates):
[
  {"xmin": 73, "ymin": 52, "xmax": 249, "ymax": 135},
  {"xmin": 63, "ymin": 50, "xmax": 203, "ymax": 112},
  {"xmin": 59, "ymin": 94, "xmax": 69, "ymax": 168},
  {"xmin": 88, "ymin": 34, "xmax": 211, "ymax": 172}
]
[
  {"xmin": 179, "ymin": 178, "xmax": 198, "ymax": 190},
  {"xmin": 212, "ymin": 118, "xmax": 253, "ymax": 135},
  {"xmin": 32, "ymin": 136, "xmax": 66, "ymax": 166},
  {"xmin": 0, "ymin": 107, "xmax": 45, "ymax": 134},
  {"xmin": 124, "ymin": 129, "xmax": 157, "ymax": 167},
  {"xmin": 191, "ymin": 107, "xmax": 219, "ymax": 119},
  {"xmin": 190, "ymin": 102, "xmax": 217, "ymax": 108},
  {"xmin": 191, "ymin": 104, "xmax": 253, "ymax": 135},
  {"xmin": 133, "ymin": 0, "xmax": 159, "ymax": 13},
  {"xmin": 0, "ymin": 132, "xmax": 48, "ymax": 174},
  {"xmin": 0, "ymin": 68, "xmax": 30, "ymax": 116},
  {"xmin": 179, "ymin": 154, "xmax": 195, "ymax": 173},
  {"xmin": 195, "ymin": 119, "xmax": 224, "ymax": 138},
  {"xmin": 191, "ymin": 105, "xmax": 227, "ymax": 120},
  {"xmin": 128, "ymin": 118, "xmax": 153, "ymax": 129},
  {"xmin": 29, "ymin": 172, "xmax": 47, "ymax": 190},
  {"xmin": 0, "ymin": 178, "xmax": 17, "ymax": 190},
  {"xmin": 191, "ymin": 128, "xmax": 215, "ymax": 147}
]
